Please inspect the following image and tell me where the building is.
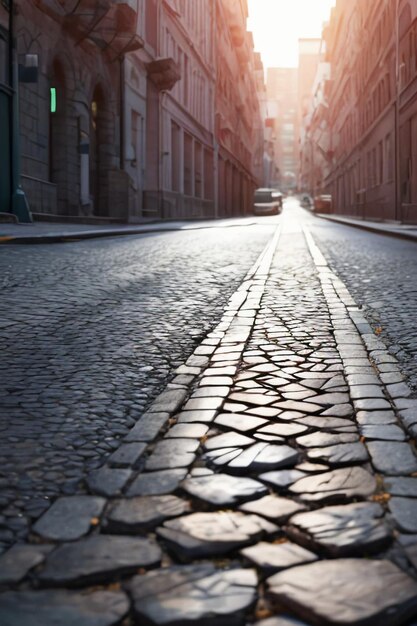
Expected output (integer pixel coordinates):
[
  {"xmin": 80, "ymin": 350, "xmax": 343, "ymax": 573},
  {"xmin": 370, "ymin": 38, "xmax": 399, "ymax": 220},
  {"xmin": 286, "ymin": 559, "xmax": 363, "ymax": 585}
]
[
  {"xmin": 266, "ymin": 67, "xmax": 298, "ymax": 192},
  {"xmin": 0, "ymin": 0, "xmax": 263, "ymax": 222},
  {"xmin": 297, "ymin": 38, "xmax": 321, "ymax": 186},
  {"xmin": 302, "ymin": 0, "xmax": 417, "ymax": 224},
  {"xmin": 215, "ymin": 0, "xmax": 263, "ymax": 217}
]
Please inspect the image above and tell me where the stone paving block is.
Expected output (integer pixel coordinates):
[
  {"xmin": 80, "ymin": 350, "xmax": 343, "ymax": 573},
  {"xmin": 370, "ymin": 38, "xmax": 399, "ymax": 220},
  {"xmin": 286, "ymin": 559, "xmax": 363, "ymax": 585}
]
[
  {"xmin": 124, "ymin": 412, "xmax": 170, "ymax": 442},
  {"xmin": 354, "ymin": 398, "xmax": 392, "ymax": 411},
  {"xmin": 148, "ymin": 389, "xmax": 188, "ymax": 414},
  {"xmin": 360, "ymin": 424, "xmax": 406, "ymax": 441},
  {"xmin": 389, "ymin": 497, "xmax": 417, "ymax": 533},
  {"xmin": 258, "ymin": 469, "xmax": 307, "ymax": 490},
  {"xmin": 356, "ymin": 410, "xmax": 397, "ymax": 426},
  {"xmin": 206, "ymin": 442, "xmax": 299, "ymax": 474},
  {"xmin": 230, "ymin": 392, "xmax": 278, "ymax": 406},
  {"xmin": 267, "ymin": 559, "xmax": 417, "ymax": 626},
  {"xmin": 295, "ymin": 416, "xmax": 356, "ymax": 432},
  {"xmin": 86, "ymin": 467, "xmax": 132, "ymax": 497},
  {"xmin": 33, "ymin": 496, "xmax": 106, "ymax": 541},
  {"xmin": 241, "ymin": 541, "xmax": 318, "ymax": 576},
  {"xmin": 215, "ymin": 413, "xmax": 268, "ymax": 432},
  {"xmin": 130, "ymin": 564, "xmax": 257, "ymax": 626},
  {"xmin": 182, "ymin": 397, "xmax": 224, "ymax": 412},
  {"xmin": 296, "ymin": 432, "xmax": 359, "ymax": 448},
  {"xmin": 384, "ymin": 476, "xmax": 417, "ymax": 497},
  {"xmin": 145, "ymin": 439, "xmax": 200, "ymax": 471},
  {"xmin": 126, "ymin": 469, "xmax": 187, "ymax": 496},
  {"xmin": 181, "ymin": 473, "xmax": 267, "ymax": 506},
  {"xmin": 367, "ymin": 441, "xmax": 417, "ymax": 475},
  {"xmin": 306, "ymin": 442, "xmax": 369, "ymax": 466},
  {"xmin": 239, "ymin": 495, "xmax": 306, "ymax": 522},
  {"xmin": 177, "ymin": 409, "xmax": 218, "ymax": 423},
  {"xmin": 0, "ymin": 544, "xmax": 53, "ymax": 584},
  {"xmin": 0, "ymin": 590, "xmax": 129, "ymax": 626},
  {"xmin": 286, "ymin": 502, "xmax": 391, "ymax": 557},
  {"xmin": 165, "ymin": 424, "xmax": 209, "ymax": 439},
  {"xmin": 349, "ymin": 385, "xmax": 385, "ymax": 400},
  {"xmin": 192, "ymin": 386, "xmax": 231, "ymax": 398},
  {"xmin": 39, "ymin": 535, "xmax": 161, "ymax": 586},
  {"xmin": 204, "ymin": 432, "xmax": 255, "ymax": 450},
  {"xmin": 105, "ymin": 495, "xmax": 190, "ymax": 533},
  {"xmin": 108, "ymin": 442, "xmax": 147, "ymax": 468},
  {"xmin": 200, "ymin": 376, "xmax": 234, "ymax": 386},
  {"xmin": 289, "ymin": 467, "xmax": 377, "ymax": 503},
  {"xmin": 157, "ymin": 511, "xmax": 278, "ymax": 561}
]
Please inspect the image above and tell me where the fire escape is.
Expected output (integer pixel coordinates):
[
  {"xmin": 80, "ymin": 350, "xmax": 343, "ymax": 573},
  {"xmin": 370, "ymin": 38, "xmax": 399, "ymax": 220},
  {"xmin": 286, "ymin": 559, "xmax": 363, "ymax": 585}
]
[{"xmin": 33, "ymin": 0, "xmax": 144, "ymax": 58}]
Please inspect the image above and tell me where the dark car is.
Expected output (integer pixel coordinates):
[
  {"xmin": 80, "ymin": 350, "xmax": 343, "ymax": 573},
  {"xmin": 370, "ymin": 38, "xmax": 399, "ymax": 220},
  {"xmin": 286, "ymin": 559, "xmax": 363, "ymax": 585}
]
[
  {"xmin": 253, "ymin": 188, "xmax": 283, "ymax": 216},
  {"xmin": 313, "ymin": 194, "xmax": 332, "ymax": 213}
]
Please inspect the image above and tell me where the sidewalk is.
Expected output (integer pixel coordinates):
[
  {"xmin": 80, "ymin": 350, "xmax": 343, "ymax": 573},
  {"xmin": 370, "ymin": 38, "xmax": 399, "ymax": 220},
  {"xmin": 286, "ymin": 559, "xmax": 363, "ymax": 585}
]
[
  {"xmin": 314, "ymin": 212, "xmax": 417, "ymax": 242},
  {"xmin": 1, "ymin": 214, "xmax": 417, "ymax": 625},
  {"xmin": 0, "ymin": 216, "xmax": 261, "ymax": 244}
]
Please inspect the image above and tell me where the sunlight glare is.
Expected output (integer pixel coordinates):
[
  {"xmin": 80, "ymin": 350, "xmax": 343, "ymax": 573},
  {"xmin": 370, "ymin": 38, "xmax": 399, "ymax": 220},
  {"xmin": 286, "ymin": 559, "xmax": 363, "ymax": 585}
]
[{"xmin": 247, "ymin": 0, "xmax": 336, "ymax": 68}]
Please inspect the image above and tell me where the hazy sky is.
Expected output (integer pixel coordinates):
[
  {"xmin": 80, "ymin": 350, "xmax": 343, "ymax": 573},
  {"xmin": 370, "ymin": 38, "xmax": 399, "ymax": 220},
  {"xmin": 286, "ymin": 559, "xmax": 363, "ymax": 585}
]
[{"xmin": 247, "ymin": 0, "xmax": 336, "ymax": 68}]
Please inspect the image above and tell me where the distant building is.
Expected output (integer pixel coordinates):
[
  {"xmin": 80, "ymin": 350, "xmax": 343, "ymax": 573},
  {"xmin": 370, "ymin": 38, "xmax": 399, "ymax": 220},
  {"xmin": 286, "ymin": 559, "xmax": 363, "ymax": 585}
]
[
  {"xmin": 297, "ymin": 38, "xmax": 321, "ymax": 188},
  {"xmin": 0, "ymin": 0, "xmax": 264, "ymax": 222},
  {"xmin": 302, "ymin": 0, "xmax": 417, "ymax": 224},
  {"xmin": 266, "ymin": 67, "xmax": 298, "ymax": 192}
]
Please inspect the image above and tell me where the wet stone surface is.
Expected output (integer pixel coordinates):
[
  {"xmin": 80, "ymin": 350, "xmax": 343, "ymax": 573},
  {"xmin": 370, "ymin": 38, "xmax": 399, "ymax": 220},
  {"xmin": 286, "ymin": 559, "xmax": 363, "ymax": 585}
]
[
  {"xmin": 33, "ymin": 496, "xmax": 106, "ymax": 541},
  {"xmin": 130, "ymin": 564, "xmax": 258, "ymax": 626},
  {"xmin": 289, "ymin": 466, "xmax": 377, "ymax": 504},
  {"xmin": 286, "ymin": 502, "xmax": 391, "ymax": 557},
  {"xmin": 268, "ymin": 558, "xmax": 417, "ymax": 626},
  {"xmin": 241, "ymin": 541, "xmax": 318, "ymax": 575},
  {"xmin": 105, "ymin": 495, "xmax": 191, "ymax": 533},
  {"xmin": 0, "ymin": 590, "xmax": 129, "ymax": 626},
  {"xmin": 38, "ymin": 535, "xmax": 162, "ymax": 586},
  {"xmin": 181, "ymin": 473, "xmax": 267, "ymax": 506},
  {"xmin": 157, "ymin": 511, "xmax": 278, "ymax": 561}
]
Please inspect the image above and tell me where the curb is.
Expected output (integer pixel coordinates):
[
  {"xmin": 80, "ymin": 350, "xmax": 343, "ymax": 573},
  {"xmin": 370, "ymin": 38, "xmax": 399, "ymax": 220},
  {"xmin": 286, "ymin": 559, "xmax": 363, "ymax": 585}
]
[
  {"xmin": 314, "ymin": 213, "xmax": 417, "ymax": 243},
  {"xmin": 0, "ymin": 219, "xmax": 261, "ymax": 245}
]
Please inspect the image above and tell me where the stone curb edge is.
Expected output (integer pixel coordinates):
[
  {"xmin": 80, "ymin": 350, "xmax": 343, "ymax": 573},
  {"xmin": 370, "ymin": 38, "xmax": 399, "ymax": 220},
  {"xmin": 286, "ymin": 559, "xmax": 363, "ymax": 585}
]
[
  {"xmin": 0, "ymin": 220, "xmax": 261, "ymax": 245},
  {"xmin": 313, "ymin": 213, "xmax": 417, "ymax": 243}
]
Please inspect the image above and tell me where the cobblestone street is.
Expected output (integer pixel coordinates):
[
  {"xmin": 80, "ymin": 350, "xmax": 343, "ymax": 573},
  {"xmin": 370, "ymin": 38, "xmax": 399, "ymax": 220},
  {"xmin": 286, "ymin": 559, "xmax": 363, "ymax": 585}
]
[
  {"xmin": 0, "ymin": 225, "xmax": 272, "ymax": 543},
  {"xmin": 1, "ymin": 207, "xmax": 417, "ymax": 625}
]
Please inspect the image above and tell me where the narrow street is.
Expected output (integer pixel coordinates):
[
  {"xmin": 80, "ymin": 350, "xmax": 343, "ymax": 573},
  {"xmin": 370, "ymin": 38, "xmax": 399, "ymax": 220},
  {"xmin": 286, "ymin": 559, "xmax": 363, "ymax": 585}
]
[{"xmin": 1, "ymin": 203, "xmax": 417, "ymax": 625}]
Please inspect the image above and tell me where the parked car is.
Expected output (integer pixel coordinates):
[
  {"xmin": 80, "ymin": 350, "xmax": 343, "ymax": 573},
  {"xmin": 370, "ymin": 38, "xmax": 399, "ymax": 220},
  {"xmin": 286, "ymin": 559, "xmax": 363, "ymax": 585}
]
[
  {"xmin": 300, "ymin": 193, "xmax": 313, "ymax": 208},
  {"xmin": 313, "ymin": 194, "xmax": 332, "ymax": 213},
  {"xmin": 253, "ymin": 188, "xmax": 283, "ymax": 216}
]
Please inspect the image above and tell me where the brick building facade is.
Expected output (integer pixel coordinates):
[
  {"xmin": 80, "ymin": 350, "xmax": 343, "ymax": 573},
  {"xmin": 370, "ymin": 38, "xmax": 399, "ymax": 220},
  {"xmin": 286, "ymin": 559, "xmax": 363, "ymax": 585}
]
[
  {"xmin": 301, "ymin": 0, "xmax": 417, "ymax": 224},
  {"xmin": 0, "ymin": 0, "xmax": 263, "ymax": 222}
]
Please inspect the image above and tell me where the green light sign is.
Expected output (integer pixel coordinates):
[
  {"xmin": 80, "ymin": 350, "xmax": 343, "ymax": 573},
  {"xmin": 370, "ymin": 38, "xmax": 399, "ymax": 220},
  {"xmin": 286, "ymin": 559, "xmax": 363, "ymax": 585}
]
[{"xmin": 50, "ymin": 87, "xmax": 56, "ymax": 113}]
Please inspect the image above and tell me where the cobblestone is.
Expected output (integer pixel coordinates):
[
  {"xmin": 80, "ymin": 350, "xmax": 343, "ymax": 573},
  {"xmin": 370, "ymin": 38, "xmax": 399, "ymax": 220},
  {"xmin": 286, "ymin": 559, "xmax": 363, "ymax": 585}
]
[
  {"xmin": 0, "ymin": 227, "xmax": 271, "ymax": 541},
  {"xmin": 1, "ymin": 210, "xmax": 417, "ymax": 624}
]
